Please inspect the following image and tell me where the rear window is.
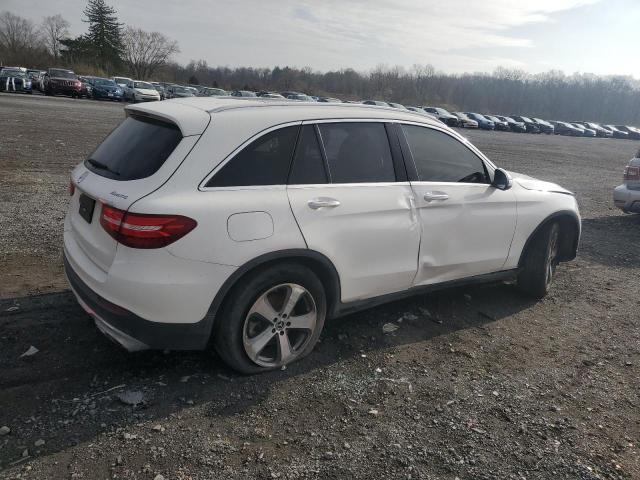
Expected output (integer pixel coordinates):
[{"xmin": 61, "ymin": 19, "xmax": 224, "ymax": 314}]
[{"xmin": 85, "ymin": 115, "xmax": 182, "ymax": 180}]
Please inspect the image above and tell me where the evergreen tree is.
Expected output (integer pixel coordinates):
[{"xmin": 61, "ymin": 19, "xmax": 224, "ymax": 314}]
[{"xmin": 82, "ymin": 0, "xmax": 123, "ymax": 71}]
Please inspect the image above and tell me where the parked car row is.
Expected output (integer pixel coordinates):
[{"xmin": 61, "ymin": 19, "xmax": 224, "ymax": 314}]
[{"xmin": 5, "ymin": 65, "xmax": 640, "ymax": 139}]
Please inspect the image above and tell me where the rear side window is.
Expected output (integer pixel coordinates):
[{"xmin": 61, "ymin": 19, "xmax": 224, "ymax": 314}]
[
  {"xmin": 318, "ymin": 122, "xmax": 395, "ymax": 183},
  {"xmin": 85, "ymin": 116, "xmax": 182, "ymax": 181},
  {"xmin": 206, "ymin": 126, "xmax": 299, "ymax": 187},
  {"xmin": 402, "ymin": 124, "xmax": 488, "ymax": 183},
  {"xmin": 289, "ymin": 125, "xmax": 327, "ymax": 185}
]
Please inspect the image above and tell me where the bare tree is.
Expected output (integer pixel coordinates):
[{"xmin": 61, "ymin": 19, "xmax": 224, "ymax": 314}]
[
  {"xmin": 0, "ymin": 11, "xmax": 41, "ymax": 64},
  {"xmin": 41, "ymin": 14, "xmax": 70, "ymax": 60},
  {"xmin": 121, "ymin": 26, "xmax": 179, "ymax": 79}
]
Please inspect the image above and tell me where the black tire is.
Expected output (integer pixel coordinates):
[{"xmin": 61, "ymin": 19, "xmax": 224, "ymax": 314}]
[
  {"xmin": 517, "ymin": 222, "xmax": 560, "ymax": 299},
  {"xmin": 214, "ymin": 263, "xmax": 326, "ymax": 374}
]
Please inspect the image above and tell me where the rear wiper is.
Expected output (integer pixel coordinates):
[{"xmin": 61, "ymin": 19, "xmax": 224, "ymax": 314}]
[{"xmin": 87, "ymin": 158, "xmax": 120, "ymax": 176}]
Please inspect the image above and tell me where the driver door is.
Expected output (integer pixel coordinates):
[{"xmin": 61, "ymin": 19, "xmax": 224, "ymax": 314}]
[{"xmin": 398, "ymin": 123, "xmax": 517, "ymax": 286}]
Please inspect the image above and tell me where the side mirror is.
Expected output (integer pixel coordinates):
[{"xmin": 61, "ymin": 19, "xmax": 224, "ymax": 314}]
[{"xmin": 492, "ymin": 168, "xmax": 513, "ymax": 190}]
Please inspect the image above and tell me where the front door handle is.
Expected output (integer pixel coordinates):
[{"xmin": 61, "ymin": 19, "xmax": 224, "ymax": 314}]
[
  {"xmin": 308, "ymin": 197, "xmax": 341, "ymax": 210},
  {"xmin": 423, "ymin": 191, "xmax": 449, "ymax": 202}
]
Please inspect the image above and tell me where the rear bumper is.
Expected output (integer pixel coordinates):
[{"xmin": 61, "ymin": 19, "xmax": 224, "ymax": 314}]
[
  {"xmin": 613, "ymin": 184, "xmax": 640, "ymax": 213},
  {"xmin": 64, "ymin": 253, "xmax": 213, "ymax": 351}
]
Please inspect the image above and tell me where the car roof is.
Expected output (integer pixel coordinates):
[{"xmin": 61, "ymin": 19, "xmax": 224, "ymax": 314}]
[{"xmin": 127, "ymin": 97, "xmax": 445, "ymax": 136}]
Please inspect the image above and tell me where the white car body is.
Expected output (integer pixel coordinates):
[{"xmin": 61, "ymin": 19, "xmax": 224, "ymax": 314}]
[
  {"xmin": 64, "ymin": 98, "xmax": 580, "ymax": 363},
  {"xmin": 123, "ymin": 80, "xmax": 160, "ymax": 102},
  {"xmin": 613, "ymin": 157, "xmax": 640, "ymax": 213}
]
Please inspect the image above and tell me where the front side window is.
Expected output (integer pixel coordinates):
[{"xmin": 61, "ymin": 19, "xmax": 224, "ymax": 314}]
[
  {"xmin": 402, "ymin": 125, "xmax": 489, "ymax": 184},
  {"xmin": 206, "ymin": 125, "xmax": 299, "ymax": 187},
  {"xmin": 318, "ymin": 122, "xmax": 395, "ymax": 183}
]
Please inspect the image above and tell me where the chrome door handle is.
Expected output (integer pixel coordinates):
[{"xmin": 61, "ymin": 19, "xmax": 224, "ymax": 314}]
[
  {"xmin": 423, "ymin": 192, "xmax": 449, "ymax": 202},
  {"xmin": 308, "ymin": 197, "xmax": 341, "ymax": 209}
]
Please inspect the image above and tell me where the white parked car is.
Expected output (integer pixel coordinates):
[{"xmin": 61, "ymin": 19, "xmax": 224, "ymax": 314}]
[
  {"xmin": 123, "ymin": 80, "xmax": 160, "ymax": 103},
  {"xmin": 64, "ymin": 99, "xmax": 581, "ymax": 373},
  {"xmin": 614, "ymin": 155, "xmax": 640, "ymax": 214},
  {"xmin": 112, "ymin": 76, "xmax": 132, "ymax": 88}
]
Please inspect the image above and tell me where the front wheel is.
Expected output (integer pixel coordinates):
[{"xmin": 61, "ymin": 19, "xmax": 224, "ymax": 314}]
[
  {"xmin": 517, "ymin": 222, "xmax": 560, "ymax": 299},
  {"xmin": 214, "ymin": 264, "xmax": 326, "ymax": 374}
]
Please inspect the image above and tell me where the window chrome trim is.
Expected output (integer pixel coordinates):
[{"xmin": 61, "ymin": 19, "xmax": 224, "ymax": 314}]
[
  {"xmin": 287, "ymin": 181, "xmax": 411, "ymax": 189},
  {"xmin": 199, "ymin": 120, "xmax": 302, "ymax": 191}
]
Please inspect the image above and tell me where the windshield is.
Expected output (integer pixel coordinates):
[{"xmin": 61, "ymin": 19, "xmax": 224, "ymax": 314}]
[
  {"xmin": 50, "ymin": 70, "xmax": 76, "ymax": 79},
  {"xmin": 94, "ymin": 79, "xmax": 116, "ymax": 86},
  {"xmin": 455, "ymin": 112, "xmax": 469, "ymax": 120},
  {"xmin": 435, "ymin": 108, "xmax": 450, "ymax": 115},
  {"xmin": 134, "ymin": 81, "xmax": 153, "ymax": 89},
  {"xmin": 172, "ymin": 86, "xmax": 191, "ymax": 94}
]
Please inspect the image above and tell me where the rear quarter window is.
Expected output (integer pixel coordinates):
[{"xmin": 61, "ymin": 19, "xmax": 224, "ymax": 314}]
[{"xmin": 85, "ymin": 116, "xmax": 182, "ymax": 180}]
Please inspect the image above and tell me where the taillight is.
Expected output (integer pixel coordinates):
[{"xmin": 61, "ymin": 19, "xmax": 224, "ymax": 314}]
[
  {"xmin": 69, "ymin": 178, "xmax": 75, "ymax": 196},
  {"xmin": 624, "ymin": 166, "xmax": 640, "ymax": 181},
  {"xmin": 100, "ymin": 204, "xmax": 197, "ymax": 249}
]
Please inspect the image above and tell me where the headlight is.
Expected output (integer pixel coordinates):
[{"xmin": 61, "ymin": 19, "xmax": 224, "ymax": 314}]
[
  {"xmin": 115, "ymin": 88, "xmax": 121, "ymax": 94},
  {"xmin": 24, "ymin": 81, "xmax": 32, "ymax": 87}
]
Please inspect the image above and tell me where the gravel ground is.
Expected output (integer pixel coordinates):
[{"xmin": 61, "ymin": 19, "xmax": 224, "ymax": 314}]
[{"xmin": 1, "ymin": 93, "xmax": 639, "ymax": 479}]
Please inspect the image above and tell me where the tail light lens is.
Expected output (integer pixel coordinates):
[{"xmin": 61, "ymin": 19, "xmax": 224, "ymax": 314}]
[
  {"xmin": 624, "ymin": 166, "xmax": 640, "ymax": 181},
  {"xmin": 100, "ymin": 204, "xmax": 197, "ymax": 249},
  {"xmin": 69, "ymin": 178, "xmax": 75, "ymax": 196}
]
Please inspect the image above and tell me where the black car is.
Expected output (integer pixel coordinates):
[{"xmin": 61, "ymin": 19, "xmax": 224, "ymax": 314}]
[
  {"xmin": 362, "ymin": 100, "xmax": 388, "ymax": 106},
  {"xmin": 495, "ymin": 116, "xmax": 526, "ymax": 133},
  {"xmin": 165, "ymin": 85, "xmax": 195, "ymax": 99},
  {"xmin": 532, "ymin": 118, "xmax": 555, "ymax": 134},
  {"xmin": 603, "ymin": 125, "xmax": 629, "ymax": 139},
  {"xmin": 91, "ymin": 77, "xmax": 123, "ymax": 101},
  {"xmin": 512, "ymin": 116, "xmax": 540, "ymax": 133},
  {"xmin": 551, "ymin": 121, "xmax": 584, "ymax": 136},
  {"xmin": 231, "ymin": 90, "xmax": 258, "ymax": 97},
  {"xmin": 614, "ymin": 125, "xmax": 640, "ymax": 140},
  {"xmin": 485, "ymin": 115, "xmax": 510, "ymax": 131},
  {"xmin": 317, "ymin": 96, "xmax": 342, "ymax": 102},
  {"xmin": 150, "ymin": 82, "xmax": 167, "ymax": 100},
  {"xmin": 0, "ymin": 69, "xmax": 32, "ymax": 94},
  {"xmin": 422, "ymin": 107, "xmax": 459, "ymax": 127}
]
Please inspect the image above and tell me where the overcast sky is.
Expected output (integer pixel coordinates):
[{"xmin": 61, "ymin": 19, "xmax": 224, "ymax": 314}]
[{"xmin": 5, "ymin": 0, "xmax": 640, "ymax": 77}]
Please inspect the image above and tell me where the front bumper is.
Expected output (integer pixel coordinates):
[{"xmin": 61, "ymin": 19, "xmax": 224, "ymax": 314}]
[
  {"xmin": 614, "ymin": 184, "xmax": 640, "ymax": 213},
  {"xmin": 64, "ymin": 253, "xmax": 213, "ymax": 351}
]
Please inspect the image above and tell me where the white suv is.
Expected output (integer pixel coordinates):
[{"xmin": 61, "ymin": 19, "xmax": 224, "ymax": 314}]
[{"xmin": 64, "ymin": 99, "xmax": 581, "ymax": 373}]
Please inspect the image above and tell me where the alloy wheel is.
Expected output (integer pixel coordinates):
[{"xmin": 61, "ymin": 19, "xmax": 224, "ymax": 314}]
[{"xmin": 242, "ymin": 283, "xmax": 317, "ymax": 368}]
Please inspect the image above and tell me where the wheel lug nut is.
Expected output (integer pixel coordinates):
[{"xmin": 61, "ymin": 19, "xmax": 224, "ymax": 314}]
[
  {"xmin": 280, "ymin": 331, "xmax": 284, "ymax": 335},
  {"xmin": 286, "ymin": 322, "xmax": 291, "ymax": 326},
  {"xmin": 272, "ymin": 328, "xmax": 276, "ymax": 333}
]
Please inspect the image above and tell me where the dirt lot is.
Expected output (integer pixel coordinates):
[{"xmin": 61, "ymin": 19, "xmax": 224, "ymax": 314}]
[{"xmin": 1, "ymin": 93, "xmax": 639, "ymax": 479}]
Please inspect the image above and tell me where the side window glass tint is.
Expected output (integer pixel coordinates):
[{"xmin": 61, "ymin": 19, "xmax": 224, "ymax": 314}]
[
  {"xmin": 318, "ymin": 122, "xmax": 395, "ymax": 183},
  {"xmin": 206, "ymin": 126, "xmax": 299, "ymax": 187},
  {"xmin": 289, "ymin": 125, "xmax": 327, "ymax": 184},
  {"xmin": 402, "ymin": 125, "xmax": 488, "ymax": 183}
]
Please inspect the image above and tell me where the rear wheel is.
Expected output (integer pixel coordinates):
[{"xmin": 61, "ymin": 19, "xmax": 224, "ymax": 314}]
[
  {"xmin": 214, "ymin": 264, "xmax": 326, "ymax": 374},
  {"xmin": 517, "ymin": 222, "xmax": 560, "ymax": 299}
]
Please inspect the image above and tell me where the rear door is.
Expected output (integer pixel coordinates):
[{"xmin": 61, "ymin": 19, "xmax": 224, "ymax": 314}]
[
  {"xmin": 399, "ymin": 123, "xmax": 517, "ymax": 286},
  {"xmin": 65, "ymin": 113, "xmax": 201, "ymax": 273},
  {"xmin": 287, "ymin": 121, "xmax": 421, "ymax": 303}
]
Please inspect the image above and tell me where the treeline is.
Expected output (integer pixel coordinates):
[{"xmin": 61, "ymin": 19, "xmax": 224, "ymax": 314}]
[
  {"xmin": 168, "ymin": 63, "xmax": 640, "ymax": 124},
  {"xmin": 3, "ymin": 5, "xmax": 640, "ymax": 124}
]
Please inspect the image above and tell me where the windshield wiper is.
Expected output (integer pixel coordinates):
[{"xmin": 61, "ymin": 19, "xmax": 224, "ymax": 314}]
[{"xmin": 87, "ymin": 158, "xmax": 120, "ymax": 176}]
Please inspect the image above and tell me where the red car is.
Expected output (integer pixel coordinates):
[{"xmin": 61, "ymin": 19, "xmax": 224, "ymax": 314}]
[{"xmin": 43, "ymin": 68, "xmax": 82, "ymax": 98}]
